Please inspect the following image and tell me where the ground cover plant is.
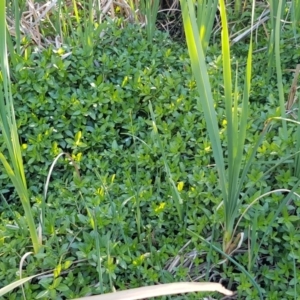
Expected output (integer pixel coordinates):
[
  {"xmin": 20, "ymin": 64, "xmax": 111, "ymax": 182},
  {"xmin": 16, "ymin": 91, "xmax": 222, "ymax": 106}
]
[{"xmin": 1, "ymin": 0, "xmax": 300, "ymax": 299}]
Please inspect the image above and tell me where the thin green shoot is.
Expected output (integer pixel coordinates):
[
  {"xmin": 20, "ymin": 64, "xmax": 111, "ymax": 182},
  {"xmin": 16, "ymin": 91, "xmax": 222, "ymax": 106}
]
[
  {"xmin": 129, "ymin": 111, "xmax": 142, "ymax": 241},
  {"xmin": 43, "ymin": 152, "xmax": 81, "ymax": 234},
  {"xmin": 234, "ymin": 0, "xmax": 243, "ymax": 17},
  {"xmin": 291, "ymin": 0, "xmax": 300, "ymax": 41},
  {"xmin": 19, "ymin": 251, "xmax": 33, "ymax": 298},
  {"xmin": 148, "ymin": 101, "xmax": 184, "ymax": 221},
  {"xmin": 54, "ymin": 0, "xmax": 63, "ymax": 42},
  {"xmin": 188, "ymin": 229, "xmax": 263, "ymax": 299},
  {"xmin": 180, "ymin": 0, "xmax": 257, "ymax": 253},
  {"xmin": 1, "ymin": 193, "xmax": 23, "ymax": 231},
  {"xmin": 266, "ymin": 115, "xmax": 300, "ymax": 178},
  {"xmin": 106, "ymin": 239, "xmax": 114, "ymax": 292},
  {"xmin": 295, "ymin": 93, "xmax": 300, "ymax": 176},
  {"xmin": 126, "ymin": 174, "xmax": 142, "ymax": 241},
  {"xmin": 72, "ymin": 0, "xmax": 80, "ymax": 23},
  {"xmin": 81, "ymin": 0, "xmax": 94, "ymax": 56},
  {"xmin": 196, "ymin": 0, "xmax": 218, "ymax": 55},
  {"xmin": 94, "ymin": 171, "xmax": 131, "ymax": 256},
  {"xmin": 128, "ymin": 0, "xmax": 139, "ymax": 23},
  {"xmin": 220, "ymin": 0, "xmax": 255, "ymax": 252},
  {"xmin": 93, "ymin": 0, "xmax": 102, "ymax": 24},
  {"xmin": 233, "ymin": 188, "xmax": 299, "ymax": 238},
  {"xmin": 180, "ymin": 0, "xmax": 227, "ymax": 210},
  {"xmin": 92, "ymin": 212, "xmax": 104, "ymax": 294},
  {"xmin": 267, "ymin": 0, "xmax": 286, "ymax": 78},
  {"xmin": 291, "ymin": 247, "xmax": 297, "ymax": 300},
  {"xmin": 12, "ymin": 0, "xmax": 21, "ymax": 54},
  {"xmin": 140, "ymin": 0, "xmax": 160, "ymax": 41},
  {"xmin": 0, "ymin": 0, "xmax": 41, "ymax": 253},
  {"xmin": 248, "ymin": 210, "xmax": 258, "ymax": 271},
  {"xmin": 251, "ymin": 182, "xmax": 300, "ymax": 264},
  {"xmin": 274, "ymin": 0, "xmax": 287, "ymax": 136}
]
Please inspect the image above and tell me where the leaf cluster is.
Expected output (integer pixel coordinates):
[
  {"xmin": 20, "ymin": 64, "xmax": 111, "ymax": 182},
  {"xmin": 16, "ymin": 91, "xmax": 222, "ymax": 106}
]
[{"xmin": 0, "ymin": 20, "xmax": 300, "ymax": 299}]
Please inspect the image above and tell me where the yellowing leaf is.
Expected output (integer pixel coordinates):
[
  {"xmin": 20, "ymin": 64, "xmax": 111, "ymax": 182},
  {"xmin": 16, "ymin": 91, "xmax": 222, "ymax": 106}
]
[
  {"xmin": 63, "ymin": 260, "xmax": 73, "ymax": 270},
  {"xmin": 111, "ymin": 174, "xmax": 116, "ymax": 184},
  {"xmin": 75, "ymin": 131, "xmax": 82, "ymax": 145},
  {"xmin": 54, "ymin": 264, "xmax": 61, "ymax": 278}
]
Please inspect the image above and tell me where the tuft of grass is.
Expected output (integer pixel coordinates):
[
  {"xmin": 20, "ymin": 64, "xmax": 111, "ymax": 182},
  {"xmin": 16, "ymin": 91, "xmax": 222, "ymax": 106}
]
[
  {"xmin": 180, "ymin": 0, "xmax": 258, "ymax": 253},
  {"xmin": 196, "ymin": 0, "xmax": 218, "ymax": 55},
  {"xmin": 0, "ymin": 0, "xmax": 41, "ymax": 253},
  {"xmin": 140, "ymin": 0, "xmax": 160, "ymax": 42}
]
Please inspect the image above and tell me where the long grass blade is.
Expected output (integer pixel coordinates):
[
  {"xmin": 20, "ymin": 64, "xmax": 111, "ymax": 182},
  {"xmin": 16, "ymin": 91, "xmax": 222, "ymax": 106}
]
[
  {"xmin": 180, "ymin": 0, "xmax": 227, "ymax": 203},
  {"xmin": 252, "ymin": 182, "xmax": 300, "ymax": 264},
  {"xmin": 187, "ymin": 229, "xmax": 263, "ymax": 300},
  {"xmin": 0, "ymin": 0, "xmax": 40, "ymax": 253},
  {"xmin": 274, "ymin": 0, "xmax": 287, "ymax": 135},
  {"xmin": 72, "ymin": 282, "xmax": 233, "ymax": 300},
  {"xmin": 0, "ymin": 276, "xmax": 38, "ymax": 297},
  {"xmin": 219, "ymin": 0, "xmax": 256, "ymax": 250},
  {"xmin": 196, "ymin": 0, "xmax": 218, "ymax": 54},
  {"xmin": 149, "ymin": 102, "xmax": 184, "ymax": 221},
  {"xmin": 291, "ymin": 0, "xmax": 300, "ymax": 41}
]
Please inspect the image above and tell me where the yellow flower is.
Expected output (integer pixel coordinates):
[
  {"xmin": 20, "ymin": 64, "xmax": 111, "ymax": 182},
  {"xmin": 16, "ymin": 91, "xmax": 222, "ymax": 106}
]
[{"xmin": 154, "ymin": 202, "xmax": 166, "ymax": 213}]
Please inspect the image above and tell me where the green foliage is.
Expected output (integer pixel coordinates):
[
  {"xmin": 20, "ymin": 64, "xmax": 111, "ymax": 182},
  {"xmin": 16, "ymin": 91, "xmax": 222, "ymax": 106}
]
[
  {"xmin": 1, "ymin": 8, "xmax": 300, "ymax": 300},
  {"xmin": 1, "ymin": 22, "xmax": 211, "ymax": 298}
]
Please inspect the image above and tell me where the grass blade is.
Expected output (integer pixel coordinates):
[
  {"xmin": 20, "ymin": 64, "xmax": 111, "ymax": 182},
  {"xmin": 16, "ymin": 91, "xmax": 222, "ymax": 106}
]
[
  {"xmin": 0, "ymin": 0, "xmax": 40, "ymax": 253},
  {"xmin": 188, "ymin": 229, "xmax": 263, "ymax": 300},
  {"xmin": 0, "ymin": 276, "xmax": 38, "ymax": 297},
  {"xmin": 72, "ymin": 282, "xmax": 233, "ymax": 300},
  {"xmin": 180, "ymin": 0, "xmax": 227, "ymax": 203},
  {"xmin": 274, "ymin": 0, "xmax": 287, "ymax": 135}
]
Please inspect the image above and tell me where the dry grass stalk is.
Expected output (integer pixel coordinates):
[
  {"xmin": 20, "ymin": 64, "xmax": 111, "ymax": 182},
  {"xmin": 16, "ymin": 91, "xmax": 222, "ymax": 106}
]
[
  {"xmin": 286, "ymin": 64, "xmax": 300, "ymax": 114},
  {"xmin": 6, "ymin": 0, "xmax": 149, "ymax": 48}
]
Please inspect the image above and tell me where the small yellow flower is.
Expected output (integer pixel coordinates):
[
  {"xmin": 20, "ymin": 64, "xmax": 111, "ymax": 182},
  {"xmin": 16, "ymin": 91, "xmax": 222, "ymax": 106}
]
[
  {"xmin": 154, "ymin": 202, "xmax": 166, "ymax": 214},
  {"xmin": 177, "ymin": 181, "xmax": 184, "ymax": 192}
]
